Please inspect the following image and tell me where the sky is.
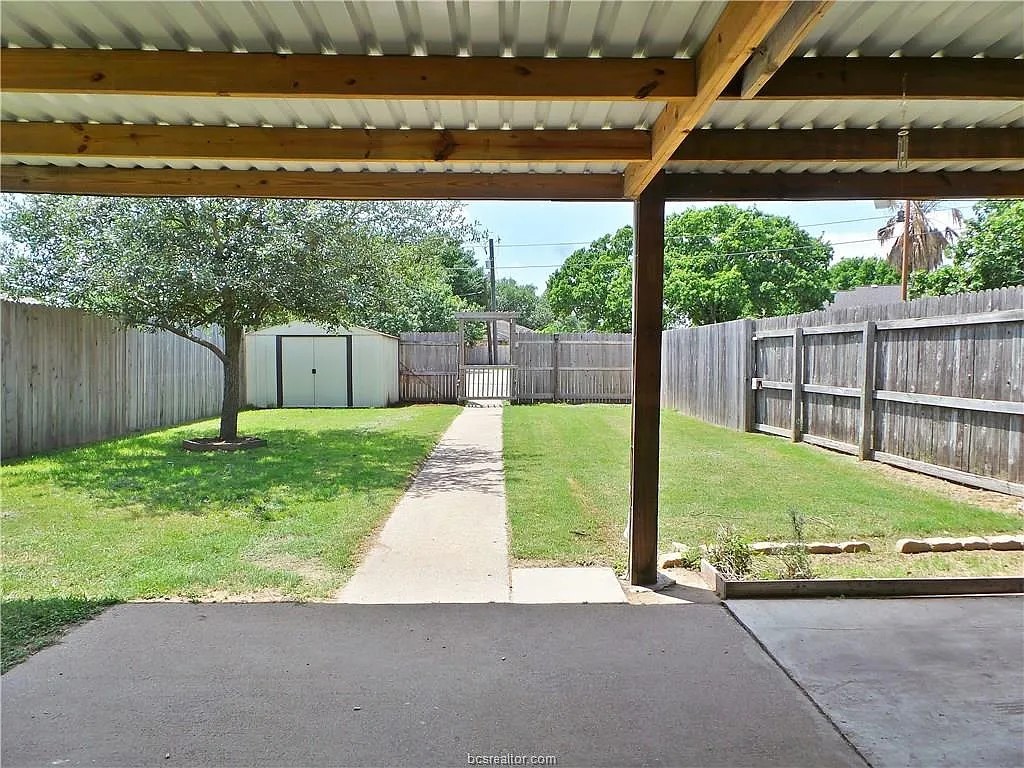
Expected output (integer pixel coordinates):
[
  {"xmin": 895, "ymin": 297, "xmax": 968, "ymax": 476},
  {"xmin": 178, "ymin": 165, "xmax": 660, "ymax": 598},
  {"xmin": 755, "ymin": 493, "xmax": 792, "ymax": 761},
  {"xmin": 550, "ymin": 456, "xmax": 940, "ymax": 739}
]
[{"xmin": 463, "ymin": 199, "xmax": 971, "ymax": 291}]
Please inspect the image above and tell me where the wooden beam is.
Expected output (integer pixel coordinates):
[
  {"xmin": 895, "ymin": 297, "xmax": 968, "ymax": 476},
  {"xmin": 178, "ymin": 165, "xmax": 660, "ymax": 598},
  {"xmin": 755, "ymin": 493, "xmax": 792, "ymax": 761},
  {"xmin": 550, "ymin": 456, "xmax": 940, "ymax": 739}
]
[
  {"xmin": 1, "ymin": 122, "xmax": 651, "ymax": 164},
  {"xmin": 672, "ymin": 128, "xmax": 1024, "ymax": 163},
  {"xmin": 734, "ymin": 56, "xmax": 1024, "ymax": 101},
  {"xmin": 0, "ymin": 48, "xmax": 696, "ymax": 101},
  {"xmin": 0, "ymin": 165, "xmax": 627, "ymax": 201},
  {"xmin": 740, "ymin": 1, "xmax": 835, "ymax": 98},
  {"xmin": 3, "ymin": 48, "xmax": 1019, "ymax": 102},
  {"xmin": 663, "ymin": 171, "xmax": 1024, "ymax": 200},
  {"xmin": 623, "ymin": 0, "xmax": 793, "ymax": 198},
  {"xmin": 628, "ymin": 172, "xmax": 666, "ymax": 587},
  {"xmin": 9, "ymin": 123, "xmax": 1019, "ymax": 167}
]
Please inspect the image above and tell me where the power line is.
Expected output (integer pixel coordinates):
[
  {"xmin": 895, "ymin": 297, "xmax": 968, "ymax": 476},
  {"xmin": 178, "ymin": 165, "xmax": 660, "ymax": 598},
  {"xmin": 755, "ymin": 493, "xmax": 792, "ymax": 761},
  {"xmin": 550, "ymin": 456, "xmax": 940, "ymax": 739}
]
[{"xmin": 470, "ymin": 205, "xmax": 963, "ymax": 250}]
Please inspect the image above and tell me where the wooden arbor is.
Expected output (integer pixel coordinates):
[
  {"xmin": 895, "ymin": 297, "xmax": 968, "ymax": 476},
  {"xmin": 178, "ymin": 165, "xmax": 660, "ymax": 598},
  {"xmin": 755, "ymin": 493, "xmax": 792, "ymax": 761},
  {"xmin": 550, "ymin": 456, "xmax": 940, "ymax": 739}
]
[{"xmin": 1, "ymin": 0, "xmax": 1022, "ymax": 586}]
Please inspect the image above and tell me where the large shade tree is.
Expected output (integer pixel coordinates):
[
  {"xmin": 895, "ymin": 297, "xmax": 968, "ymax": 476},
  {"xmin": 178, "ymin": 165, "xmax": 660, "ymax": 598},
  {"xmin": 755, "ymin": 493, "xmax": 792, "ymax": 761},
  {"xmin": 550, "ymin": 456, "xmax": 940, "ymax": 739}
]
[
  {"xmin": 910, "ymin": 199, "xmax": 1024, "ymax": 297},
  {"xmin": 545, "ymin": 205, "xmax": 833, "ymax": 330},
  {"xmin": 1, "ymin": 195, "xmax": 473, "ymax": 442}
]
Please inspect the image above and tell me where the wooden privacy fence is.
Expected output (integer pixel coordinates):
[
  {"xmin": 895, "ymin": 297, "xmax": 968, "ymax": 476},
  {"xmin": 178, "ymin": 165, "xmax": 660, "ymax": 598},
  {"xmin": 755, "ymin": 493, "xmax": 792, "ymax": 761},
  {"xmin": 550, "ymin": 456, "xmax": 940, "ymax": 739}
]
[
  {"xmin": 2, "ymin": 301, "xmax": 224, "ymax": 458},
  {"xmin": 662, "ymin": 287, "xmax": 1024, "ymax": 497},
  {"xmin": 516, "ymin": 331, "xmax": 632, "ymax": 402},
  {"xmin": 399, "ymin": 330, "xmax": 632, "ymax": 403}
]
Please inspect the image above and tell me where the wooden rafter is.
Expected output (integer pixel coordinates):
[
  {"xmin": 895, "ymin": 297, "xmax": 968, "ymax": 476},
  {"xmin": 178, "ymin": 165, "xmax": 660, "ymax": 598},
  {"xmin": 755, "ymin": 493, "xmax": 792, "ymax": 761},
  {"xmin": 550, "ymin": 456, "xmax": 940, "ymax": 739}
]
[
  {"xmin": 671, "ymin": 128, "xmax": 1024, "ymax": 163},
  {"xmin": 0, "ymin": 122, "xmax": 651, "ymax": 164},
  {"xmin": 663, "ymin": 171, "xmax": 1024, "ymax": 200},
  {"xmin": 739, "ymin": 1, "xmax": 834, "ymax": 98},
  {"xmin": 4, "ymin": 48, "xmax": 1020, "ymax": 102},
  {"xmin": 622, "ymin": 0, "xmax": 794, "ymax": 198},
  {"xmin": 738, "ymin": 57, "xmax": 1024, "ymax": 101},
  {"xmin": 7, "ymin": 123, "xmax": 1019, "ymax": 166},
  {"xmin": 0, "ymin": 165, "xmax": 627, "ymax": 201},
  {"xmin": 0, "ymin": 48, "xmax": 696, "ymax": 101}
]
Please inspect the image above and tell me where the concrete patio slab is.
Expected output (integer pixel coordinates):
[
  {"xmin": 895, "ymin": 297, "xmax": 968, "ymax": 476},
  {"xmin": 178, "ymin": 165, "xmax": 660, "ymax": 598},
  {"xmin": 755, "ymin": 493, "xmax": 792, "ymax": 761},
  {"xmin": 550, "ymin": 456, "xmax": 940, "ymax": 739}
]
[
  {"xmin": 337, "ymin": 406, "xmax": 509, "ymax": 604},
  {"xmin": 510, "ymin": 567, "xmax": 626, "ymax": 603},
  {"xmin": 728, "ymin": 596, "xmax": 1024, "ymax": 768},
  {"xmin": 1, "ymin": 603, "xmax": 865, "ymax": 768}
]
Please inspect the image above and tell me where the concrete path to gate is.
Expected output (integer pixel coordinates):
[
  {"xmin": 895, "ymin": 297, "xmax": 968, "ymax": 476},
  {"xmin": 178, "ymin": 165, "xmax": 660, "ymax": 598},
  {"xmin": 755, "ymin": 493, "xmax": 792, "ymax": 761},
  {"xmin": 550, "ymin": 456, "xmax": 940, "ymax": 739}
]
[{"xmin": 337, "ymin": 405, "xmax": 510, "ymax": 603}]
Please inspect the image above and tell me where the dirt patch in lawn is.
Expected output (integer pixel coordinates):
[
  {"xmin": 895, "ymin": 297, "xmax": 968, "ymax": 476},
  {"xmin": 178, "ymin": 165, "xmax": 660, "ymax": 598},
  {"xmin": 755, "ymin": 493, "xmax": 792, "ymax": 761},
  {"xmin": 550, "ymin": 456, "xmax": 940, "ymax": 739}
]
[
  {"xmin": 136, "ymin": 588, "xmax": 334, "ymax": 603},
  {"xmin": 868, "ymin": 461, "xmax": 1023, "ymax": 515}
]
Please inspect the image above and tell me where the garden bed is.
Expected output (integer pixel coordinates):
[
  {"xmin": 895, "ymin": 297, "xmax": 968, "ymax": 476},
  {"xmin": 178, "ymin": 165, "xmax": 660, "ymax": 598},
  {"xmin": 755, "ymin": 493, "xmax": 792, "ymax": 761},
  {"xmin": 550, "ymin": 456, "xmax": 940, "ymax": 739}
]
[{"xmin": 699, "ymin": 559, "xmax": 1024, "ymax": 599}]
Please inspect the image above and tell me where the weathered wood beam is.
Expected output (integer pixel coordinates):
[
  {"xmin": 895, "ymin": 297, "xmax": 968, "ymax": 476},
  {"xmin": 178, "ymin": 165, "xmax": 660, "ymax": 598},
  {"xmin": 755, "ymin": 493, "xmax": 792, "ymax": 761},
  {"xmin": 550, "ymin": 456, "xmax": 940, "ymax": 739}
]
[
  {"xmin": 629, "ymin": 172, "xmax": 666, "ymax": 587},
  {"xmin": 740, "ymin": 1, "xmax": 835, "ymax": 98},
  {"xmin": 0, "ymin": 165, "xmax": 627, "ymax": 201},
  {"xmin": 4, "ymin": 48, "xmax": 1020, "ymax": 101},
  {"xmin": 623, "ymin": 0, "xmax": 794, "ymax": 198},
  {"xmin": 671, "ymin": 128, "xmax": 1024, "ymax": 163},
  {"xmin": 663, "ymin": 171, "xmax": 1024, "ymax": 200},
  {"xmin": 0, "ymin": 48, "xmax": 696, "ymax": 101},
  {"xmin": 8, "ymin": 123, "xmax": 1019, "ymax": 166},
  {"xmin": 1, "ymin": 122, "xmax": 651, "ymax": 164},
  {"xmin": 734, "ymin": 56, "xmax": 1024, "ymax": 101}
]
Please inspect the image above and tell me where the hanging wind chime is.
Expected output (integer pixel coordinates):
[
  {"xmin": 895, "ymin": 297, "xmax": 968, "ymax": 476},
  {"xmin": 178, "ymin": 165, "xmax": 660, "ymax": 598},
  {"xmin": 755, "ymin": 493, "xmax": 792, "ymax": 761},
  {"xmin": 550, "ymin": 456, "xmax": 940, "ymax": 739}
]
[{"xmin": 897, "ymin": 74, "xmax": 912, "ymax": 300}]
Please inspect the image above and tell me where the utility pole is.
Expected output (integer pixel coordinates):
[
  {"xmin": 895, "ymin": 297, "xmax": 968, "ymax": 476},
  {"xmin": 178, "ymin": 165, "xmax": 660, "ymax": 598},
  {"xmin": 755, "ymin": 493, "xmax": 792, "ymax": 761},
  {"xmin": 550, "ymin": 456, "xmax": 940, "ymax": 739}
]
[
  {"xmin": 488, "ymin": 238, "xmax": 498, "ymax": 364},
  {"xmin": 900, "ymin": 199, "xmax": 911, "ymax": 301}
]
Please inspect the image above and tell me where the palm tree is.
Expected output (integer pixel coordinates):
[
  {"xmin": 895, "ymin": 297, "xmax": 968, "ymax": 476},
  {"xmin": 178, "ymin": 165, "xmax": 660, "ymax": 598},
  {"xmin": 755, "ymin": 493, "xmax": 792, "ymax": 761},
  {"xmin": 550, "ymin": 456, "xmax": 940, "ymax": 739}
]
[{"xmin": 877, "ymin": 201, "xmax": 962, "ymax": 274}]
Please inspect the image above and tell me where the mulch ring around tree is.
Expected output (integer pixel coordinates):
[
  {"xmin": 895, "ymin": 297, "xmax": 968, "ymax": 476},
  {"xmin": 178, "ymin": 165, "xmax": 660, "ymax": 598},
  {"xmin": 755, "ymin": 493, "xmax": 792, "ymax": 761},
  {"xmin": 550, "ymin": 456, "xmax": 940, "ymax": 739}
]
[{"xmin": 181, "ymin": 437, "xmax": 268, "ymax": 453}]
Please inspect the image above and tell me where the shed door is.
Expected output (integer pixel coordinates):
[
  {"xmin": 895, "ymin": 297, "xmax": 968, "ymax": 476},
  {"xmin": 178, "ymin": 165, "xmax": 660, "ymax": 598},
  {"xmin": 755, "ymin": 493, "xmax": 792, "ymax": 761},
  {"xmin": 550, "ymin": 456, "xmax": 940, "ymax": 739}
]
[
  {"xmin": 312, "ymin": 337, "xmax": 349, "ymax": 407},
  {"xmin": 280, "ymin": 337, "xmax": 316, "ymax": 407}
]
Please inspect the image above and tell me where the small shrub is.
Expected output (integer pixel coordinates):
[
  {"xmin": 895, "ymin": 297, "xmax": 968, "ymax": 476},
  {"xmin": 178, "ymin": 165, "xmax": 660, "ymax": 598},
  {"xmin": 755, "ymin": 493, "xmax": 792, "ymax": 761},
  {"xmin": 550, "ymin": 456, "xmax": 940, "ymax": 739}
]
[
  {"xmin": 702, "ymin": 525, "xmax": 752, "ymax": 580},
  {"xmin": 774, "ymin": 510, "xmax": 814, "ymax": 580}
]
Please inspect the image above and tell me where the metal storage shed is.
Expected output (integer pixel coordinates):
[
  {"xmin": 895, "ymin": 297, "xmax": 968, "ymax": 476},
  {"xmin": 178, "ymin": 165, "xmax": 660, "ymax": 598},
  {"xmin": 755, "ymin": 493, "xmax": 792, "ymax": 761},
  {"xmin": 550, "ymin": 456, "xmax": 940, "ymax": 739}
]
[{"xmin": 245, "ymin": 323, "xmax": 398, "ymax": 409}]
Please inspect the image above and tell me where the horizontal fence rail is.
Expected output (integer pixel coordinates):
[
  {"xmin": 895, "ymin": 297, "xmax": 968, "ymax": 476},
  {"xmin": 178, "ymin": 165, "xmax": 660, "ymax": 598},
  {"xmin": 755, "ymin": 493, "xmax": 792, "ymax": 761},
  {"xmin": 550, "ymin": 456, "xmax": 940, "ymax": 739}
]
[
  {"xmin": 2, "ymin": 301, "xmax": 223, "ymax": 458},
  {"xmin": 662, "ymin": 287, "xmax": 1024, "ymax": 497}
]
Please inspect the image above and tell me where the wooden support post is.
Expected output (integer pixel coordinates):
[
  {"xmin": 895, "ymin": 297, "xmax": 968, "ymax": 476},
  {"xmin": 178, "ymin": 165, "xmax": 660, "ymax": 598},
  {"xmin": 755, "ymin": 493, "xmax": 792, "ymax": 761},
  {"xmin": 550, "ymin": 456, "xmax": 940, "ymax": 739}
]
[
  {"xmin": 858, "ymin": 320, "xmax": 876, "ymax": 460},
  {"xmin": 457, "ymin": 319, "xmax": 465, "ymax": 402},
  {"xmin": 790, "ymin": 326, "xmax": 804, "ymax": 442},
  {"xmin": 743, "ymin": 319, "xmax": 757, "ymax": 432},
  {"xmin": 552, "ymin": 333, "xmax": 561, "ymax": 402},
  {"xmin": 629, "ymin": 174, "xmax": 665, "ymax": 586},
  {"xmin": 510, "ymin": 318, "xmax": 518, "ymax": 403}
]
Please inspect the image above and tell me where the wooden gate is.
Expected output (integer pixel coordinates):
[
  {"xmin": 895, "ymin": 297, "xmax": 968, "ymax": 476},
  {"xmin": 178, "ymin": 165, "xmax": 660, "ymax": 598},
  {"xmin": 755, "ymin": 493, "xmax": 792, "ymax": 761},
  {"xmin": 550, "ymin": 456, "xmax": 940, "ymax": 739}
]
[{"xmin": 455, "ymin": 310, "xmax": 520, "ymax": 402}]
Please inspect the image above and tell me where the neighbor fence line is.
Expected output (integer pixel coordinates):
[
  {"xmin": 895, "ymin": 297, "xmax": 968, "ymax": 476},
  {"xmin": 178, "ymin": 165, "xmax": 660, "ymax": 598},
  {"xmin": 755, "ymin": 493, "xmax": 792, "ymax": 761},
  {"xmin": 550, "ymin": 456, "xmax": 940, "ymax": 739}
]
[
  {"xmin": 398, "ymin": 330, "xmax": 632, "ymax": 404},
  {"xmin": 1, "ymin": 301, "xmax": 224, "ymax": 458},
  {"xmin": 662, "ymin": 287, "xmax": 1024, "ymax": 497}
]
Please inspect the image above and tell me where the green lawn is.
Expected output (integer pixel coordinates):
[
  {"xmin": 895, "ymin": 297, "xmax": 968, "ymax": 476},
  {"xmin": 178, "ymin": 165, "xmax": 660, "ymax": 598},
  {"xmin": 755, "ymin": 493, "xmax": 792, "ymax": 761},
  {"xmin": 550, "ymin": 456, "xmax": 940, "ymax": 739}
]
[
  {"xmin": 1, "ymin": 406, "xmax": 458, "ymax": 671},
  {"xmin": 504, "ymin": 404, "xmax": 1023, "ymax": 576}
]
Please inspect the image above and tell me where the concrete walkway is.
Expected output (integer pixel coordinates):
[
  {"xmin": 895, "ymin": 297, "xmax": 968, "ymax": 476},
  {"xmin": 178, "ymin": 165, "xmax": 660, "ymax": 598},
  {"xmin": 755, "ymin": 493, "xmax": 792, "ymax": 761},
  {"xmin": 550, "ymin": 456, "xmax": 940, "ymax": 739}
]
[
  {"xmin": 338, "ymin": 406, "xmax": 509, "ymax": 603},
  {"xmin": 728, "ymin": 596, "xmax": 1024, "ymax": 768}
]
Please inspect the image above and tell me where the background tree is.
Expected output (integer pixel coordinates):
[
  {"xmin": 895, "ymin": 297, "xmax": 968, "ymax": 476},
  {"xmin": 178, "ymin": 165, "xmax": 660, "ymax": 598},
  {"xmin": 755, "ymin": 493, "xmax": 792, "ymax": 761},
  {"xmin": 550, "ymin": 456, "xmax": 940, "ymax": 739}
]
[
  {"xmin": 544, "ymin": 227, "xmax": 634, "ymax": 332},
  {"xmin": 910, "ymin": 199, "xmax": 1024, "ymax": 297},
  {"xmin": 877, "ymin": 201, "xmax": 962, "ymax": 274},
  {"xmin": 827, "ymin": 257, "xmax": 900, "ymax": 292},
  {"xmin": 663, "ymin": 205, "xmax": 832, "ymax": 325},
  {"xmin": 545, "ymin": 206, "xmax": 833, "ymax": 330},
  {"xmin": 1, "ymin": 195, "xmax": 475, "ymax": 442},
  {"xmin": 495, "ymin": 277, "xmax": 553, "ymax": 330}
]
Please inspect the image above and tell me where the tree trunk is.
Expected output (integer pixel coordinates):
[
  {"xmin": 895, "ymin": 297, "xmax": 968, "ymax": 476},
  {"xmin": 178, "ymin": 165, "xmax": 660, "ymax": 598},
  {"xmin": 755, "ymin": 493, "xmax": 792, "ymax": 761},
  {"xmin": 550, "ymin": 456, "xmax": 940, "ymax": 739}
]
[{"xmin": 219, "ymin": 324, "xmax": 243, "ymax": 441}]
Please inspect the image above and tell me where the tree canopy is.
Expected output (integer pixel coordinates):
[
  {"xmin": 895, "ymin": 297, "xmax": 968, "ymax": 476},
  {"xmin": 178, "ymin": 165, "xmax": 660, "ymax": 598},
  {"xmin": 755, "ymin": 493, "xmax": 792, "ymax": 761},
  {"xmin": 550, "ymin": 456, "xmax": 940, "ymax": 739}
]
[
  {"xmin": 0, "ymin": 194, "xmax": 479, "ymax": 440},
  {"xmin": 827, "ymin": 257, "xmax": 901, "ymax": 292},
  {"xmin": 495, "ymin": 277, "xmax": 553, "ymax": 330},
  {"xmin": 910, "ymin": 200, "xmax": 1024, "ymax": 298},
  {"xmin": 544, "ymin": 205, "xmax": 833, "ymax": 331}
]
